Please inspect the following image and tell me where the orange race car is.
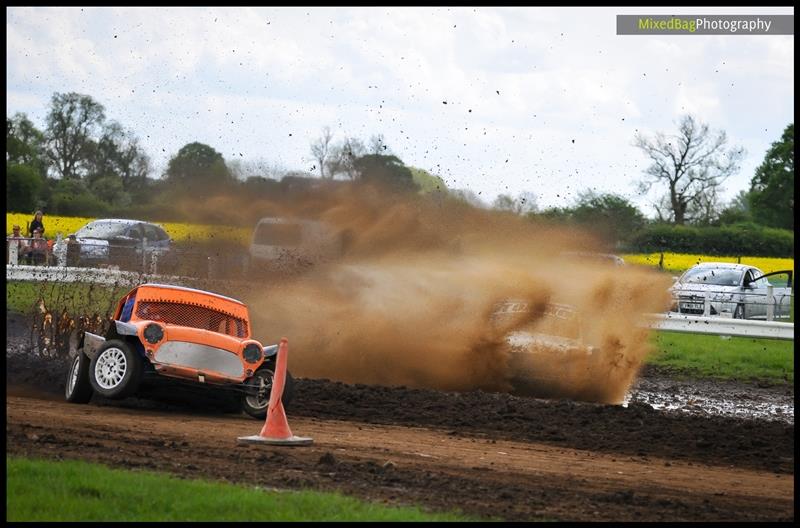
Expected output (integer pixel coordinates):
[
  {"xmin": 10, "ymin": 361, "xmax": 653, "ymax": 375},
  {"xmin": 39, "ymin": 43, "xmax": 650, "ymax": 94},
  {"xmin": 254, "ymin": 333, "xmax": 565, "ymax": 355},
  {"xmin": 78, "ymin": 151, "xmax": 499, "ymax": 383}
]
[{"xmin": 64, "ymin": 283, "xmax": 292, "ymax": 419}]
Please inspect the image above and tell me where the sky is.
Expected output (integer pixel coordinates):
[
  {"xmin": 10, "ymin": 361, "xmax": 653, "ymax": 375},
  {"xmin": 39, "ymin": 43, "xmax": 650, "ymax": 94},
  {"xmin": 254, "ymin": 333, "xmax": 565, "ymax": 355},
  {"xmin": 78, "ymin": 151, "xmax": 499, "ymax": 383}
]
[{"xmin": 6, "ymin": 6, "xmax": 794, "ymax": 215}]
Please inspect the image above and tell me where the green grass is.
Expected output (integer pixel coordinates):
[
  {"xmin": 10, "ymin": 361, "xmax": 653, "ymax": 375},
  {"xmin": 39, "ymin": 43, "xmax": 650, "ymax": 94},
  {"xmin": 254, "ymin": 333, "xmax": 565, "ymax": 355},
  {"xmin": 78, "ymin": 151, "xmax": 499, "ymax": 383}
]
[
  {"xmin": 6, "ymin": 456, "xmax": 475, "ymax": 522},
  {"xmin": 648, "ymin": 331, "xmax": 794, "ymax": 383},
  {"xmin": 6, "ymin": 281, "xmax": 128, "ymax": 316}
]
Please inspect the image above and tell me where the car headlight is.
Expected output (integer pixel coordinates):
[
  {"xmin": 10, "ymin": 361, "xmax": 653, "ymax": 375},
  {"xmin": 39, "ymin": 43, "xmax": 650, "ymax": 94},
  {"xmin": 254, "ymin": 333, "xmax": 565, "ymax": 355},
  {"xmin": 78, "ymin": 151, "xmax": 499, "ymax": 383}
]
[
  {"xmin": 143, "ymin": 323, "xmax": 164, "ymax": 344},
  {"xmin": 243, "ymin": 343, "xmax": 262, "ymax": 363}
]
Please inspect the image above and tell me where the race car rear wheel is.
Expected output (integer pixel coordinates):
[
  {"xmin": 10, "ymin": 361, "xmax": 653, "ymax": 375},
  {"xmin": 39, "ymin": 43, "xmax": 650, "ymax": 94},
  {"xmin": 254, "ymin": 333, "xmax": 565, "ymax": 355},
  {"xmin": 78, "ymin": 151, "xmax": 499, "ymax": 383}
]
[
  {"xmin": 89, "ymin": 339, "xmax": 143, "ymax": 399},
  {"xmin": 241, "ymin": 365, "xmax": 295, "ymax": 419},
  {"xmin": 65, "ymin": 350, "xmax": 93, "ymax": 403}
]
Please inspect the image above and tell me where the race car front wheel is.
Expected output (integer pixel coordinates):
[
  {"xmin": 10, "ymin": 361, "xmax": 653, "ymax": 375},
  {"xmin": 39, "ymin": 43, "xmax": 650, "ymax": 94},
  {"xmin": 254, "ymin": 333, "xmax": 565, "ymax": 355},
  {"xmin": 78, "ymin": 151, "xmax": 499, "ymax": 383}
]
[
  {"xmin": 241, "ymin": 365, "xmax": 295, "ymax": 419},
  {"xmin": 89, "ymin": 340, "xmax": 143, "ymax": 399},
  {"xmin": 65, "ymin": 350, "xmax": 93, "ymax": 403}
]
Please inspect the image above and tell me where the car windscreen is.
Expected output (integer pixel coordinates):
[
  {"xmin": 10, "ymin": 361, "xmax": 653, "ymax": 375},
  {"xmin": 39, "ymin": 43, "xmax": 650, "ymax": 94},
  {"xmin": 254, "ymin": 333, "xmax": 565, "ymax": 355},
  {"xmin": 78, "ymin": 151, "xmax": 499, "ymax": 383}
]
[
  {"xmin": 75, "ymin": 222, "xmax": 131, "ymax": 239},
  {"xmin": 680, "ymin": 268, "xmax": 743, "ymax": 286},
  {"xmin": 254, "ymin": 223, "xmax": 303, "ymax": 246}
]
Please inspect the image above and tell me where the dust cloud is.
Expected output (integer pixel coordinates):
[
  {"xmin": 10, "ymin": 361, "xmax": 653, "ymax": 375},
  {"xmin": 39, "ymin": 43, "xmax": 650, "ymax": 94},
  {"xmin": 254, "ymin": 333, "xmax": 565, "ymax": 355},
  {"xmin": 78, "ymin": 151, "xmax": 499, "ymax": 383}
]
[{"xmin": 229, "ymin": 183, "xmax": 672, "ymax": 404}]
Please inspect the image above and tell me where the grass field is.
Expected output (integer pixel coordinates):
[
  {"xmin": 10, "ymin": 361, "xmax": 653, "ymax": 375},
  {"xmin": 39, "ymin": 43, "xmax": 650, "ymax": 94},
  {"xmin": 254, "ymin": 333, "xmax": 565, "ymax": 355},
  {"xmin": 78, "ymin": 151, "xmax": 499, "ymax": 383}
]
[
  {"xmin": 6, "ymin": 456, "xmax": 473, "ymax": 522},
  {"xmin": 649, "ymin": 332, "xmax": 793, "ymax": 383}
]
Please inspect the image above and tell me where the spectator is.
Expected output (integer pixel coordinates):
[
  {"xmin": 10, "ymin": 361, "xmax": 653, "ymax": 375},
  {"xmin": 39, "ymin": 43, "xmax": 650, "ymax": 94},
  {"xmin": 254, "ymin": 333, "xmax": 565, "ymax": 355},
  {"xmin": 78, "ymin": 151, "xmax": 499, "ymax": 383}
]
[
  {"xmin": 26, "ymin": 228, "xmax": 48, "ymax": 265},
  {"xmin": 7, "ymin": 225, "xmax": 28, "ymax": 264},
  {"xmin": 28, "ymin": 210, "xmax": 45, "ymax": 238}
]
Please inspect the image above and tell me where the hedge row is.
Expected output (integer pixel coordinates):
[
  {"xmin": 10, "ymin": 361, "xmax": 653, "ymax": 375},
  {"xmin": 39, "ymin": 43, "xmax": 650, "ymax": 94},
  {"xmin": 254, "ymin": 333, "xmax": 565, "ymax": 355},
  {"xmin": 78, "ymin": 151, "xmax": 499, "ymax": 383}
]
[{"xmin": 625, "ymin": 223, "xmax": 793, "ymax": 258}]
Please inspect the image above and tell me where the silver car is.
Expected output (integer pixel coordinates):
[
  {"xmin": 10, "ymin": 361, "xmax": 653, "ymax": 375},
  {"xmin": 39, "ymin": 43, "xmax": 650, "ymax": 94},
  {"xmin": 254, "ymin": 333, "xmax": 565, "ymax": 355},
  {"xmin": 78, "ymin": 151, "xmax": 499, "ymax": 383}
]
[{"xmin": 669, "ymin": 263, "xmax": 793, "ymax": 320}]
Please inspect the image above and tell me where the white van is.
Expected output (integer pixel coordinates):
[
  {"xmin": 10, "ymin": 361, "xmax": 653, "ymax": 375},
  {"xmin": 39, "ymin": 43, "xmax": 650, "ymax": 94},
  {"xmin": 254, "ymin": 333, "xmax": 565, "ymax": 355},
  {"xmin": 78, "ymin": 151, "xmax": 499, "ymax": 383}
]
[{"xmin": 248, "ymin": 217, "xmax": 345, "ymax": 272}]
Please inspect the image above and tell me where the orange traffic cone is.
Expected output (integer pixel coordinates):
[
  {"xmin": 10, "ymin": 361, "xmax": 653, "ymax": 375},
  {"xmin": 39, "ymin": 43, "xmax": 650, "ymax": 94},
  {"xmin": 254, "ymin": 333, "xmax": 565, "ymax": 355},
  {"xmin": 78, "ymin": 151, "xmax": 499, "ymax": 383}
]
[{"xmin": 237, "ymin": 338, "xmax": 312, "ymax": 446}]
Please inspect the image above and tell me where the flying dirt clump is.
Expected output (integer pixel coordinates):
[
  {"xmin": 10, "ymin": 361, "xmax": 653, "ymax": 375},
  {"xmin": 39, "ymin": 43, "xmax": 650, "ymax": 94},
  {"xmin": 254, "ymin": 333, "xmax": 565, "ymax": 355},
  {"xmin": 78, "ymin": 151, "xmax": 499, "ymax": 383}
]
[{"xmin": 236, "ymin": 183, "xmax": 672, "ymax": 402}]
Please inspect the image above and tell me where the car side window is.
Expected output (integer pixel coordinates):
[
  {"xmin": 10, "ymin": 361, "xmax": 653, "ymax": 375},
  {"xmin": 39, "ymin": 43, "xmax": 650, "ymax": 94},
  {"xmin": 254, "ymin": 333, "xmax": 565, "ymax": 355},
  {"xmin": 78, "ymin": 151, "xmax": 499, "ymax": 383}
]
[
  {"xmin": 154, "ymin": 226, "xmax": 170, "ymax": 242},
  {"xmin": 143, "ymin": 224, "xmax": 162, "ymax": 243},
  {"xmin": 127, "ymin": 224, "xmax": 145, "ymax": 240}
]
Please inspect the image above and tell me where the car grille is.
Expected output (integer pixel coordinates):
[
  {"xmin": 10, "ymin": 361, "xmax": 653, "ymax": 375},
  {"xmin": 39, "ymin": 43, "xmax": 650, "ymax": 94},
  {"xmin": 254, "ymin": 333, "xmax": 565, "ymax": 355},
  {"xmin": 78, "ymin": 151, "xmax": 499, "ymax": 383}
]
[
  {"xmin": 155, "ymin": 341, "xmax": 243, "ymax": 378},
  {"xmin": 676, "ymin": 294, "xmax": 716, "ymax": 315},
  {"xmin": 136, "ymin": 301, "xmax": 248, "ymax": 337}
]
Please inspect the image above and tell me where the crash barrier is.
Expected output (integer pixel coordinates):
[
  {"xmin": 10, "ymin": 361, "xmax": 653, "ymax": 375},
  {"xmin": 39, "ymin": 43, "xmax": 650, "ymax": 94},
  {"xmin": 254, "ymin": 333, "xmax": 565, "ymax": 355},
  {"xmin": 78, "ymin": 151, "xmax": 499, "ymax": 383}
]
[
  {"xmin": 671, "ymin": 287, "xmax": 793, "ymax": 322},
  {"xmin": 7, "ymin": 236, "xmax": 248, "ymax": 281},
  {"xmin": 6, "ymin": 263, "xmax": 192, "ymax": 288},
  {"xmin": 644, "ymin": 312, "xmax": 794, "ymax": 340},
  {"xmin": 237, "ymin": 338, "xmax": 313, "ymax": 446}
]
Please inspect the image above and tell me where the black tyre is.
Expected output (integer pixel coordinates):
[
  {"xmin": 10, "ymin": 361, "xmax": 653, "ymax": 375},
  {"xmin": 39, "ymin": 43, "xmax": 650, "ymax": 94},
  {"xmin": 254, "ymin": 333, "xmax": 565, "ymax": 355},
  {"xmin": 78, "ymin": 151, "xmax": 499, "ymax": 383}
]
[
  {"xmin": 241, "ymin": 364, "xmax": 295, "ymax": 419},
  {"xmin": 65, "ymin": 351, "xmax": 93, "ymax": 404},
  {"xmin": 89, "ymin": 339, "xmax": 143, "ymax": 399},
  {"xmin": 733, "ymin": 304, "xmax": 746, "ymax": 320}
]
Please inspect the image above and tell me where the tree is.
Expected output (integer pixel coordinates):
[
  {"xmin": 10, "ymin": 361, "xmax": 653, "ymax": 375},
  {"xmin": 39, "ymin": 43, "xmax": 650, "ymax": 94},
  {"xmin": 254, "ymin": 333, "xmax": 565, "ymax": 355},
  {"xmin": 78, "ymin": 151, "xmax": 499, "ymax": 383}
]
[
  {"xmin": 368, "ymin": 133, "xmax": 389, "ymax": 155},
  {"xmin": 84, "ymin": 121, "xmax": 150, "ymax": 192},
  {"xmin": 409, "ymin": 167, "xmax": 447, "ymax": 194},
  {"xmin": 634, "ymin": 115, "xmax": 744, "ymax": 225},
  {"xmin": 492, "ymin": 192, "xmax": 538, "ymax": 215},
  {"xmin": 90, "ymin": 175, "xmax": 131, "ymax": 208},
  {"xmin": 449, "ymin": 188, "xmax": 486, "ymax": 208},
  {"xmin": 6, "ymin": 164, "xmax": 43, "ymax": 213},
  {"xmin": 7, "ymin": 113, "xmax": 47, "ymax": 176},
  {"xmin": 44, "ymin": 92, "xmax": 106, "ymax": 180},
  {"xmin": 749, "ymin": 123, "xmax": 793, "ymax": 229},
  {"xmin": 327, "ymin": 136, "xmax": 366, "ymax": 179},
  {"xmin": 685, "ymin": 185, "xmax": 722, "ymax": 226},
  {"xmin": 49, "ymin": 178, "xmax": 109, "ymax": 216},
  {"xmin": 570, "ymin": 191, "xmax": 646, "ymax": 242},
  {"xmin": 310, "ymin": 126, "xmax": 334, "ymax": 179},
  {"xmin": 352, "ymin": 154, "xmax": 418, "ymax": 192},
  {"xmin": 717, "ymin": 189, "xmax": 753, "ymax": 225},
  {"xmin": 165, "ymin": 142, "xmax": 233, "ymax": 193}
]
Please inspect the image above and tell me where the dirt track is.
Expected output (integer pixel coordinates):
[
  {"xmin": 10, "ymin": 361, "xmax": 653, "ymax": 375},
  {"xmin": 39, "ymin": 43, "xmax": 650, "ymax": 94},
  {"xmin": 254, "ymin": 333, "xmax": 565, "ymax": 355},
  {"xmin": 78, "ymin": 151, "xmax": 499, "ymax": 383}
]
[
  {"xmin": 5, "ymin": 311, "xmax": 795, "ymax": 521},
  {"xmin": 6, "ymin": 383, "xmax": 794, "ymax": 521},
  {"xmin": 6, "ymin": 392, "xmax": 794, "ymax": 521}
]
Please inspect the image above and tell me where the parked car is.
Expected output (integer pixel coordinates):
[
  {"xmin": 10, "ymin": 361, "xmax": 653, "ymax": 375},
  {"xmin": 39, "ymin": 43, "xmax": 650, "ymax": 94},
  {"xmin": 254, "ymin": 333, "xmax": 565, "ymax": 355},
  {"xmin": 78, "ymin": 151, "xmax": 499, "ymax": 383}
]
[
  {"xmin": 669, "ymin": 263, "xmax": 793, "ymax": 319},
  {"xmin": 248, "ymin": 216, "xmax": 348, "ymax": 274},
  {"xmin": 65, "ymin": 283, "xmax": 293, "ymax": 419},
  {"xmin": 52, "ymin": 219, "xmax": 172, "ymax": 269}
]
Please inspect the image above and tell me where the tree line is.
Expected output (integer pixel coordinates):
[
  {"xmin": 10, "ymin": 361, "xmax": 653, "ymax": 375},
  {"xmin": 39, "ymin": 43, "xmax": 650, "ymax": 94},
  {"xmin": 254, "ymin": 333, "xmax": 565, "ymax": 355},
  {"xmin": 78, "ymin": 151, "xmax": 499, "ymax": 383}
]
[{"xmin": 6, "ymin": 92, "xmax": 793, "ymax": 253}]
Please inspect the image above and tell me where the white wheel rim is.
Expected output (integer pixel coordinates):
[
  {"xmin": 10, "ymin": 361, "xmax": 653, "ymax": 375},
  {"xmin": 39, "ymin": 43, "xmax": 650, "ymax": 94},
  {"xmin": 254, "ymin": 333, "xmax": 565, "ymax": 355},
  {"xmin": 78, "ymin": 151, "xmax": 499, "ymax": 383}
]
[
  {"xmin": 95, "ymin": 348, "xmax": 127, "ymax": 389},
  {"xmin": 245, "ymin": 371, "xmax": 273, "ymax": 409},
  {"xmin": 67, "ymin": 356, "xmax": 80, "ymax": 395}
]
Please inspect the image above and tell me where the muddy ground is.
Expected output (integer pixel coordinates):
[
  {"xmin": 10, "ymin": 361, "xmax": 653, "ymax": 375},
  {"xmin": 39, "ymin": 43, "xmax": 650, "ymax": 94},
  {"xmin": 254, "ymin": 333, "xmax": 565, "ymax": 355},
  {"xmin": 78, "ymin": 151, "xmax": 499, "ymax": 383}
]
[{"xmin": 5, "ymin": 311, "xmax": 795, "ymax": 521}]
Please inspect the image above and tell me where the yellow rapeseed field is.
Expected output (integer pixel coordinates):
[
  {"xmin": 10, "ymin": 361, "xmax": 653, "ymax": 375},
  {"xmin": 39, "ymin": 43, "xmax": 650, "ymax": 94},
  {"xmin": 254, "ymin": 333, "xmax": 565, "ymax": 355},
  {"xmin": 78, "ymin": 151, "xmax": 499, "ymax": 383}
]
[
  {"xmin": 622, "ymin": 252, "xmax": 794, "ymax": 275},
  {"xmin": 6, "ymin": 213, "xmax": 794, "ymax": 274},
  {"xmin": 6, "ymin": 213, "xmax": 251, "ymax": 245}
]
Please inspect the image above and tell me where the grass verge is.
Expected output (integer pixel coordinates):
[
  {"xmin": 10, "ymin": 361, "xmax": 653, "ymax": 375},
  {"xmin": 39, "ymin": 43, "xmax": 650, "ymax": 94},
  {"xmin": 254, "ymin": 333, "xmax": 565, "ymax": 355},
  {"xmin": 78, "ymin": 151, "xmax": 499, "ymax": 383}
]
[
  {"xmin": 6, "ymin": 281, "xmax": 128, "ymax": 316},
  {"xmin": 6, "ymin": 456, "xmax": 474, "ymax": 522},
  {"xmin": 647, "ymin": 331, "xmax": 794, "ymax": 383}
]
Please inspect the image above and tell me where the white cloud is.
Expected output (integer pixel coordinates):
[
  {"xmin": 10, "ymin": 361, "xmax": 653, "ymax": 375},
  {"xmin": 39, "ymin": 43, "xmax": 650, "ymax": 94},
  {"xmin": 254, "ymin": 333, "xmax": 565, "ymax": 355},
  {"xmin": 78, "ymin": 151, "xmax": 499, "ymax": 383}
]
[{"xmin": 6, "ymin": 6, "xmax": 793, "ymax": 213}]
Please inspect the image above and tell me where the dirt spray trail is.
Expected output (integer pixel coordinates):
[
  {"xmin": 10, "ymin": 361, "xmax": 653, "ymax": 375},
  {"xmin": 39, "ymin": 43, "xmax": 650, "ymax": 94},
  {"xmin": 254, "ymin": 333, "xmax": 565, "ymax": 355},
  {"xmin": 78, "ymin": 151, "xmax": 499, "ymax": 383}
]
[{"xmin": 237, "ymin": 184, "xmax": 672, "ymax": 403}]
